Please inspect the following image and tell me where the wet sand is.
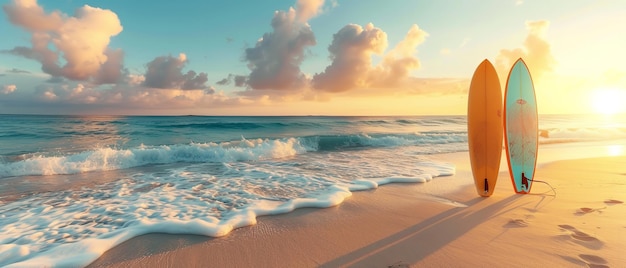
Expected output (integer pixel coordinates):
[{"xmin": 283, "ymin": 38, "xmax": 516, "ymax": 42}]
[{"xmin": 88, "ymin": 152, "xmax": 626, "ymax": 267}]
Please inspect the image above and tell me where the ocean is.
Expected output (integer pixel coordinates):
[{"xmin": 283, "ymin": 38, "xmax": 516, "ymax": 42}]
[{"xmin": 1, "ymin": 114, "xmax": 625, "ymax": 266}]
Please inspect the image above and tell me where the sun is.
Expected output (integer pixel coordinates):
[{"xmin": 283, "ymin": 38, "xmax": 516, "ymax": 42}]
[{"xmin": 591, "ymin": 88, "xmax": 626, "ymax": 115}]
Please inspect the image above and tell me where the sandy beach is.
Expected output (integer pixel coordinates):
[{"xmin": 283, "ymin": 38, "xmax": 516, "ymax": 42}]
[
  {"xmin": 2, "ymin": 0, "xmax": 626, "ymax": 266},
  {"xmin": 87, "ymin": 147, "xmax": 626, "ymax": 268}
]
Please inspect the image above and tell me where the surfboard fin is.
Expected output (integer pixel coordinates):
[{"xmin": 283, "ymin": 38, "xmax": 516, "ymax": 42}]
[
  {"xmin": 521, "ymin": 172, "xmax": 529, "ymax": 191},
  {"xmin": 484, "ymin": 178, "xmax": 488, "ymax": 194}
]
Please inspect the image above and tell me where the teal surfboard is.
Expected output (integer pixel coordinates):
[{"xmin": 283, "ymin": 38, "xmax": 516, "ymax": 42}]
[{"xmin": 504, "ymin": 58, "xmax": 538, "ymax": 194}]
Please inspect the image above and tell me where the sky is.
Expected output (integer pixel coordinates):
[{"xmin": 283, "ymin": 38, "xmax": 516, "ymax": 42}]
[{"xmin": 0, "ymin": 0, "xmax": 625, "ymax": 116}]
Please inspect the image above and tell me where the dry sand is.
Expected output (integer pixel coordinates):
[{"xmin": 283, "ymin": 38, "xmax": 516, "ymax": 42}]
[{"xmin": 88, "ymin": 152, "xmax": 626, "ymax": 268}]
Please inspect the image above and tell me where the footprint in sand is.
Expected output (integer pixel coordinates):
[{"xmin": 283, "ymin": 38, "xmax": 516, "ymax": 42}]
[
  {"xmin": 575, "ymin": 207, "xmax": 605, "ymax": 216},
  {"xmin": 570, "ymin": 231, "xmax": 599, "ymax": 242},
  {"xmin": 604, "ymin": 199, "xmax": 623, "ymax": 205},
  {"xmin": 557, "ymin": 225, "xmax": 598, "ymax": 242},
  {"xmin": 575, "ymin": 200, "xmax": 622, "ymax": 216},
  {"xmin": 579, "ymin": 254, "xmax": 609, "ymax": 268},
  {"xmin": 557, "ymin": 225, "xmax": 603, "ymax": 250},
  {"xmin": 580, "ymin": 207, "xmax": 595, "ymax": 213},
  {"xmin": 504, "ymin": 219, "xmax": 529, "ymax": 228}
]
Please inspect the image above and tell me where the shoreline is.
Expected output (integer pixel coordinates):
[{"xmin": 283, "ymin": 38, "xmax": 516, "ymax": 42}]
[{"xmin": 88, "ymin": 150, "xmax": 626, "ymax": 267}]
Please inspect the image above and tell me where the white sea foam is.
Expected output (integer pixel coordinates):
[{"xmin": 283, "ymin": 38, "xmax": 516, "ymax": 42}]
[
  {"xmin": 2, "ymin": 186, "xmax": 355, "ymax": 267},
  {"xmin": 0, "ymin": 146, "xmax": 455, "ymax": 267}
]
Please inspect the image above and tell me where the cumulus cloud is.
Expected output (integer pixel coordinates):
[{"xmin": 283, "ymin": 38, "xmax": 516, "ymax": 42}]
[
  {"xmin": 35, "ymin": 83, "xmax": 95, "ymax": 103},
  {"xmin": 106, "ymin": 87, "xmax": 237, "ymax": 109},
  {"xmin": 313, "ymin": 23, "xmax": 428, "ymax": 92},
  {"xmin": 2, "ymin": 84, "xmax": 17, "ymax": 94},
  {"xmin": 217, "ymin": 74, "xmax": 248, "ymax": 87},
  {"xmin": 233, "ymin": 75, "xmax": 247, "ymax": 87},
  {"xmin": 375, "ymin": 24, "xmax": 428, "ymax": 87},
  {"xmin": 127, "ymin": 74, "xmax": 145, "ymax": 86},
  {"xmin": 496, "ymin": 20, "xmax": 556, "ymax": 79},
  {"xmin": 94, "ymin": 49, "xmax": 126, "ymax": 84},
  {"xmin": 312, "ymin": 23, "xmax": 387, "ymax": 92},
  {"xmin": 26, "ymin": 78, "xmax": 238, "ymax": 111},
  {"xmin": 2, "ymin": 0, "xmax": 124, "ymax": 84},
  {"xmin": 243, "ymin": 0, "xmax": 324, "ymax": 90},
  {"xmin": 216, "ymin": 77, "xmax": 229, "ymax": 85},
  {"xmin": 142, "ymin": 53, "xmax": 210, "ymax": 90},
  {"xmin": 295, "ymin": 0, "xmax": 324, "ymax": 22}
]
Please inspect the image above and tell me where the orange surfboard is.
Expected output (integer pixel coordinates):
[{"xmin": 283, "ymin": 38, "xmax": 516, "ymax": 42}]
[{"xmin": 467, "ymin": 59, "xmax": 503, "ymax": 197}]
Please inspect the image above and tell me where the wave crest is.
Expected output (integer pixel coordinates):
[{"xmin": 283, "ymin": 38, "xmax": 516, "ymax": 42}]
[
  {"xmin": 0, "ymin": 138, "xmax": 307, "ymax": 178},
  {"xmin": 0, "ymin": 133, "xmax": 466, "ymax": 178}
]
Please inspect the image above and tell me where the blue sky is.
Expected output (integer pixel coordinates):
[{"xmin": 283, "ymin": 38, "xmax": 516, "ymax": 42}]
[{"xmin": 1, "ymin": 0, "xmax": 625, "ymax": 115}]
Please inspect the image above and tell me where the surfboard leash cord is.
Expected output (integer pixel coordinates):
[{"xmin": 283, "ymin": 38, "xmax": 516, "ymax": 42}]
[{"xmin": 530, "ymin": 178, "xmax": 557, "ymax": 197}]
